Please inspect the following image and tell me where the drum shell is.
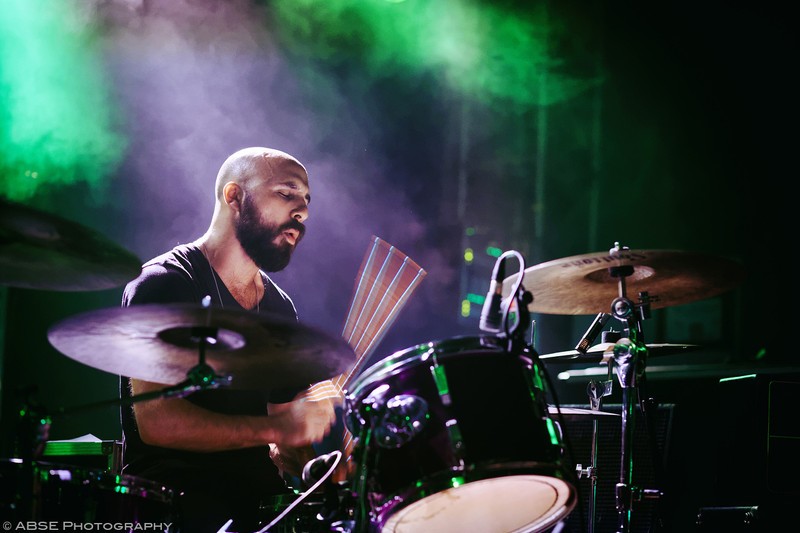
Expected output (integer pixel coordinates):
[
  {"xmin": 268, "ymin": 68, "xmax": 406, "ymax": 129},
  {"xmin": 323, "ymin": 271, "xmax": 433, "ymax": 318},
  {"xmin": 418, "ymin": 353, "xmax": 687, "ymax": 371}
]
[
  {"xmin": 2, "ymin": 459, "xmax": 178, "ymax": 526},
  {"xmin": 345, "ymin": 336, "xmax": 573, "ymax": 530}
]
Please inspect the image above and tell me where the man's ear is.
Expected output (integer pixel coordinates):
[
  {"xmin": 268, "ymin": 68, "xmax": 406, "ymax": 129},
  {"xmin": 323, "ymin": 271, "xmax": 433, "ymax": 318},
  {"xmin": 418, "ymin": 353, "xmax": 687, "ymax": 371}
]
[{"xmin": 222, "ymin": 182, "xmax": 243, "ymax": 213}]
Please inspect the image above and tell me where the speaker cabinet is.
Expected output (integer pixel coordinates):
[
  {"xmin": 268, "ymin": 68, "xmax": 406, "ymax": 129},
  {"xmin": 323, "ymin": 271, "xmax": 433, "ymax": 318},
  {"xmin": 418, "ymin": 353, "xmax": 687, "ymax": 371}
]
[
  {"xmin": 554, "ymin": 403, "xmax": 674, "ymax": 533},
  {"xmin": 702, "ymin": 373, "xmax": 800, "ymax": 528}
]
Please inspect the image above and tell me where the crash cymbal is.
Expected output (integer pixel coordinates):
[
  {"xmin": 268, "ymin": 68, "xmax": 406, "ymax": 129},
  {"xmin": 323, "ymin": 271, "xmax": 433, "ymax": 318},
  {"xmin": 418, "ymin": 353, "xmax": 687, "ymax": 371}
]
[
  {"xmin": 0, "ymin": 198, "xmax": 142, "ymax": 291},
  {"xmin": 503, "ymin": 248, "xmax": 745, "ymax": 315},
  {"xmin": 47, "ymin": 303, "xmax": 356, "ymax": 389},
  {"xmin": 539, "ymin": 342, "xmax": 700, "ymax": 363}
]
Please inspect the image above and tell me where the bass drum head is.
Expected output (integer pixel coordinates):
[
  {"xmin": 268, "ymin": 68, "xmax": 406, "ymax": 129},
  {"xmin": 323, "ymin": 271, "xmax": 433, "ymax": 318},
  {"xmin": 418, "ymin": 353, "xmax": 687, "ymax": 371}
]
[{"xmin": 382, "ymin": 475, "xmax": 575, "ymax": 533}]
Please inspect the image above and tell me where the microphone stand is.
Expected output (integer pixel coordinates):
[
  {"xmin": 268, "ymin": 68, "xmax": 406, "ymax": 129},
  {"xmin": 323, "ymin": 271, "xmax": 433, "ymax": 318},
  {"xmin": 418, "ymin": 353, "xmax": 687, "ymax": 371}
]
[{"xmin": 338, "ymin": 393, "xmax": 379, "ymax": 533}]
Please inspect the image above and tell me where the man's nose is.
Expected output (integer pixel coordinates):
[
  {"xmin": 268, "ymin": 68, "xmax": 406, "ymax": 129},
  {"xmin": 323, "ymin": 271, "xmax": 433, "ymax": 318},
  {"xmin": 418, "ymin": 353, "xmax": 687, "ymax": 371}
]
[{"xmin": 292, "ymin": 202, "xmax": 308, "ymax": 222}]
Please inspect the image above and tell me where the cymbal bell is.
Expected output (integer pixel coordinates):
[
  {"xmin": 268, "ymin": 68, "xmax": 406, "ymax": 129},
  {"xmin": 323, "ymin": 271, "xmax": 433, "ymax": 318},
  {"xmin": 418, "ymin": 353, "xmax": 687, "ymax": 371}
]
[
  {"xmin": 0, "ymin": 198, "xmax": 142, "ymax": 291},
  {"xmin": 47, "ymin": 303, "xmax": 356, "ymax": 390},
  {"xmin": 503, "ymin": 248, "xmax": 745, "ymax": 315},
  {"xmin": 539, "ymin": 342, "xmax": 700, "ymax": 364}
]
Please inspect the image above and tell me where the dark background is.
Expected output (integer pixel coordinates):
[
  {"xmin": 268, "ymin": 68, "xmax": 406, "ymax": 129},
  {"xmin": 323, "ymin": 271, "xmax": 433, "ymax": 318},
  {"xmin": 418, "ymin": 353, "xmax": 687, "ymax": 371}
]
[{"xmin": 1, "ymin": 1, "xmax": 795, "ymax": 530}]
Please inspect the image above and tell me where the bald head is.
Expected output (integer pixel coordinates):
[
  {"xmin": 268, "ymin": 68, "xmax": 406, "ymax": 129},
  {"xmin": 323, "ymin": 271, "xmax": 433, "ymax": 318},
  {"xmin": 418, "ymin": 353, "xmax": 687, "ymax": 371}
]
[
  {"xmin": 214, "ymin": 147, "xmax": 308, "ymax": 200},
  {"xmin": 202, "ymin": 146, "xmax": 310, "ymax": 272}
]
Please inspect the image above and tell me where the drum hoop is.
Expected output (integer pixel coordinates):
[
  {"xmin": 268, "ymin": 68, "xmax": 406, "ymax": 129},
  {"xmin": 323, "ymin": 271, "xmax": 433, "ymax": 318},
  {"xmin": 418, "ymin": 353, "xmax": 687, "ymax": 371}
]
[
  {"xmin": 345, "ymin": 335, "xmax": 506, "ymax": 399},
  {"xmin": 370, "ymin": 461, "xmax": 576, "ymax": 527},
  {"xmin": 383, "ymin": 476, "xmax": 577, "ymax": 533},
  {"xmin": 33, "ymin": 461, "xmax": 176, "ymax": 502}
]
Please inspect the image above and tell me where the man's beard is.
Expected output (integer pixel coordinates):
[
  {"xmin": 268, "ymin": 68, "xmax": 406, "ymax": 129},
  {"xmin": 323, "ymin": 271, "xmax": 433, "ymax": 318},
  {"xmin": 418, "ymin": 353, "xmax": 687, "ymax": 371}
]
[{"xmin": 235, "ymin": 196, "xmax": 305, "ymax": 272}]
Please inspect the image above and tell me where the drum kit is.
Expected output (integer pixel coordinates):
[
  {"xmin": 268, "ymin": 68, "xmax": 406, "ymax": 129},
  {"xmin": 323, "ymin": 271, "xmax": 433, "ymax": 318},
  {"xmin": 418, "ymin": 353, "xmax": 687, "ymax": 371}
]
[{"xmin": 0, "ymin": 198, "xmax": 746, "ymax": 533}]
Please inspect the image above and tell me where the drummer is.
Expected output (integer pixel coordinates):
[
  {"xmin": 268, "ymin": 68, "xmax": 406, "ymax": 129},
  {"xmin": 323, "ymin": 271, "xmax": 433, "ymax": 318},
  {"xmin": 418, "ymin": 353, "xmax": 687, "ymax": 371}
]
[{"xmin": 120, "ymin": 147, "xmax": 338, "ymax": 532}]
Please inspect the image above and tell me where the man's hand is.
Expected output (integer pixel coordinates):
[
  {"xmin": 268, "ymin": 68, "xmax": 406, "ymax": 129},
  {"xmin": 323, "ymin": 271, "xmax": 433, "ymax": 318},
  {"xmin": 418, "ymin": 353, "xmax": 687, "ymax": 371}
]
[
  {"xmin": 269, "ymin": 442, "xmax": 316, "ymax": 481},
  {"xmin": 267, "ymin": 385, "xmax": 339, "ymax": 480},
  {"xmin": 267, "ymin": 388, "xmax": 338, "ymax": 447}
]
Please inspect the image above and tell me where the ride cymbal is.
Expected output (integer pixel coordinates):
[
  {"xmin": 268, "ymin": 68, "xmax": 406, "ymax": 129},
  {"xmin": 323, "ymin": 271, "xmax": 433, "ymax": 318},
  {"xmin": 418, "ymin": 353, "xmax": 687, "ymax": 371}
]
[
  {"xmin": 47, "ymin": 303, "xmax": 356, "ymax": 390},
  {"xmin": 503, "ymin": 248, "xmax": 745, "ymax": 315},
  {"xmin": 0, "ymin": 198, "xmax": 142, "ymax": 291}
]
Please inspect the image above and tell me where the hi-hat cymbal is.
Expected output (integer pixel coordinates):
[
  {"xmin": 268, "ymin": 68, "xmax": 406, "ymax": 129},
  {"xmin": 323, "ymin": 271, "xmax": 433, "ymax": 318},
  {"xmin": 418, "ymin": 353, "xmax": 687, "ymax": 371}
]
[
  {"xmin": 503, "ymin": 248, "xmax": 745, "ymax": 315},
  {"xmin": 547, "ymin": 406, "xmax": 620, "ymax": 418},
  {"xmin": 1, "ymin": 198, "xmax": 142, "ymax": 291},
  {"xmin": 539, "ymin": 343, "xmax": 700, "ymax": 364},
  {"xmin": 47, "ymin": 303, "xmax": 356, "ymax": 390}
]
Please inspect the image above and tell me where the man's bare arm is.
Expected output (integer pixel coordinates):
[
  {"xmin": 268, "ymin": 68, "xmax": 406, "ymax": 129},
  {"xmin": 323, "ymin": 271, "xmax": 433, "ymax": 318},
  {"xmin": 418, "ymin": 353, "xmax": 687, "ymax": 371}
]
[{"xmin": 131, "ymin": 379, "xmax": 334, "ymax": 451}]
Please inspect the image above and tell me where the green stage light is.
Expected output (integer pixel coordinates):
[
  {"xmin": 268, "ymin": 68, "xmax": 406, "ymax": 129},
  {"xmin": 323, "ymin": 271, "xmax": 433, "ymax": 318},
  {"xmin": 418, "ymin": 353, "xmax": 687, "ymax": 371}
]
[
  {"xmin": 271, "ymin": 0, "xmax": 600, "ymax": 107},
  {"xmin": 0, "ymin": 0, "xmax": 126, "ymax": 201},
  {"xmin": 486, "ymin": 246, "xmax": 502, "ymax": 257},
  {"xmin": 465, "ymin": 292, "xmax": 485, "ymax": 305},
  {"xmin": 463, "ymin": 247, "xmax": 474, "ymax": 263}
]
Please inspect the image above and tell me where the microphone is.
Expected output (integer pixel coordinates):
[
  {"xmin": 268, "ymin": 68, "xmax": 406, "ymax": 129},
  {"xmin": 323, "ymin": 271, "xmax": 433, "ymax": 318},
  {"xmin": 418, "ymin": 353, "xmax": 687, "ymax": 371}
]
[
  {"xmin": 479, "ymin": 256, "xmax": 506, "ymax": 333},
  {"xmin": 301, "ymin": 451, "xmax": 340, "ymax": 487},
  {"xmin": 575, "ymin": 312, "xmax": 611, "ymax": 353}
]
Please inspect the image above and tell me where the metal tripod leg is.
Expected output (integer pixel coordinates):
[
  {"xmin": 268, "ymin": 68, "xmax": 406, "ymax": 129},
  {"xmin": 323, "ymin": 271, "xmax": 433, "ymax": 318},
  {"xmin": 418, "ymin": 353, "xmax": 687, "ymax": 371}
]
[{"xmin": 575, "ymin": 367, "xmax": 613, "ymax": 533}]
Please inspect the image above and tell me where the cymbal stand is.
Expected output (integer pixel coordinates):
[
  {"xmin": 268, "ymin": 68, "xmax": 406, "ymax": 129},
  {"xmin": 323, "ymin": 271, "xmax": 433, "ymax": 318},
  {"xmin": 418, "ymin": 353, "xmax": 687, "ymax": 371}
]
[
  {"xmin": 575, "ymin": 369, "xmax": 613, "ymax": 533},
  {"xmin": 573, "ymin": 310, "xmax": 612, "ymax": 533},
  {"xmin": 9, "ymin": 326, "xmax": 230, "ymax": 520},
  {"xmin": 12, "ymin": 385, "xmax": 52, "ymax": 520},
  {"xmin": 56, "ymin": 325, "xmax": 233, "ymax": 417},
  {"xmin": 605, "ymin": 243, "xmax": 662, "ymax": 533}
]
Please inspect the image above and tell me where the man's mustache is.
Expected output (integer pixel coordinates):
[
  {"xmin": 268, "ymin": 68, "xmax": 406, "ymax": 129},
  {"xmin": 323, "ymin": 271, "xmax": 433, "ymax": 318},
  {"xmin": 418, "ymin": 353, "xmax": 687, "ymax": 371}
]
[{"xmin": 279, "ymin": 219, "xmax": 306, "ymax": 242}]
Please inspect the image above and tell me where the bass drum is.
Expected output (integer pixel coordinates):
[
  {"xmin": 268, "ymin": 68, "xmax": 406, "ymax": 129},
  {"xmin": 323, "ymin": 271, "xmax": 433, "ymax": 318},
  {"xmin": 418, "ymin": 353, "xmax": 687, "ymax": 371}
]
[
  {"xmin": 1, "ymin": 458, "xmax": 178, "ymax": 527},
  {"xmin": 344, "ymin": 336, "xmax": 577, "ymax": 533}
]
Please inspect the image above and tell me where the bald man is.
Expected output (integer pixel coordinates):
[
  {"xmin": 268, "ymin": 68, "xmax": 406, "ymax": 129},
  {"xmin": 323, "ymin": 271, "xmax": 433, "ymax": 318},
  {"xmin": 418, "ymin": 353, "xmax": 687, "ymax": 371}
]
[{"xmin": 120, "ymin": 147, "xmax": 338, "ymax": 532}]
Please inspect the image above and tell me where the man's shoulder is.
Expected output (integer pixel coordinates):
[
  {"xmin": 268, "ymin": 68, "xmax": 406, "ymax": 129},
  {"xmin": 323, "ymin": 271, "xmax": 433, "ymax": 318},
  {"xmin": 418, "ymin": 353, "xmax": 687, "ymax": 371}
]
[
  {"xmin": 264, "ymin": 275, "xmax": 291, "ymax": 301},
  {"xmin": 141, "ymin": 243, "xmax": 198, "ymax": 272},
  {"xmin": 123, "ymin": 244, "xmax": 201, "ymax": 305}
]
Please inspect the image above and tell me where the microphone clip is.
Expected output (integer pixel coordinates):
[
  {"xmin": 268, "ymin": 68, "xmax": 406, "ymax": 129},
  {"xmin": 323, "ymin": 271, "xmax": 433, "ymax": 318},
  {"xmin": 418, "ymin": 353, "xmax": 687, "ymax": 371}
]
[{"xmin": 479, "ymin": 255, "xmax": 506, "ymax": 334}]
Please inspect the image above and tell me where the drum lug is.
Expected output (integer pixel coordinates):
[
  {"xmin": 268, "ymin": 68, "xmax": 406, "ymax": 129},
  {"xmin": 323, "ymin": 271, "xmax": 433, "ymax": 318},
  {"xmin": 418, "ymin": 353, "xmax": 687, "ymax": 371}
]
[
  {"xmin": 444, "ymin": 418, "xmax": 466, "ymax": 461},
  {"xmin": 576, "ymin": 463, "xmax": 596, "ymax": 480},
  {"xmin": 375, "ymin": 395, "xmax": 429, "ymax": 449},
  {"xmin": 430, "ymin": 360, "xmax": 467, "ymax": 463}
]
